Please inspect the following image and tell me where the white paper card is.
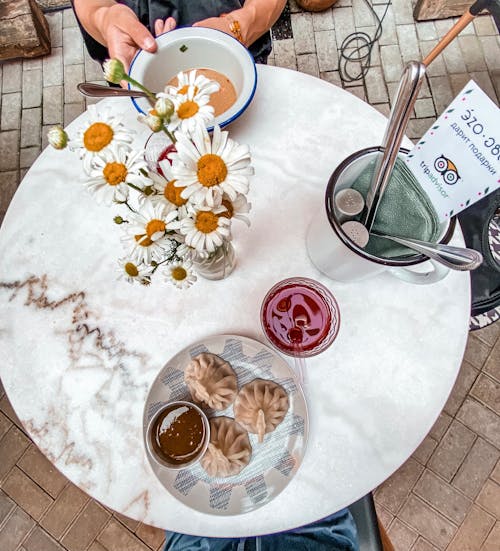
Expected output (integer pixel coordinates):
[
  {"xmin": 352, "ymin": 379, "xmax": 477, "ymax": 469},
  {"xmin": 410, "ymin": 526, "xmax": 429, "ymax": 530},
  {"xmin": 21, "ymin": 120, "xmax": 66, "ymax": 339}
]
[{"xmin": 405, "ymin": 80, "xmax": 500, "ymax": 221}]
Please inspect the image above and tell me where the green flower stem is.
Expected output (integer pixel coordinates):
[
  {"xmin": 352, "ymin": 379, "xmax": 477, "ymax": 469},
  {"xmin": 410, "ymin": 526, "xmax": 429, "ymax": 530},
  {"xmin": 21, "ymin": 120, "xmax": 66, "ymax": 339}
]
[
  {"xmin": 127, "ymin": 182, "xmax": 147, "ymax": 194},
  {"xmin": 151, "ymin": 253, "xmax": 176, "ymax": 273},
  {"xmin": 123, "ymin": 200, "xmax": 138, "ymax": 213},
  {"xmin": 162, "ymin": 126, "xmax": 176, "ymax": 144},
  {"xmin": 123, "ymin": 75, "xmax": 156, "ymax": 102}
]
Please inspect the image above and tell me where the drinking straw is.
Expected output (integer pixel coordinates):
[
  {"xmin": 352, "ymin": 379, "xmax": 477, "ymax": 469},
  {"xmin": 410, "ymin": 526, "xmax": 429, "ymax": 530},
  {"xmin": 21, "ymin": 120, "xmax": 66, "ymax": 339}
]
[{"xmin": 363, "ymin": 61, "xmax": 426, "ymax": 232}]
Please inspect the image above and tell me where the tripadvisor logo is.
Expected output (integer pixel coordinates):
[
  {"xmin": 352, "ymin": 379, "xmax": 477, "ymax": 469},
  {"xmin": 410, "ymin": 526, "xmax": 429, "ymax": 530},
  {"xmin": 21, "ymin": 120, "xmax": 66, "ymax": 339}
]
[
  {"xmin": 434, "ymin": 155, "xmax": 461, "ymax": 185},
  {"xmin": 419, "ymin": 157, "xmax": 453, "ymax": 198}
]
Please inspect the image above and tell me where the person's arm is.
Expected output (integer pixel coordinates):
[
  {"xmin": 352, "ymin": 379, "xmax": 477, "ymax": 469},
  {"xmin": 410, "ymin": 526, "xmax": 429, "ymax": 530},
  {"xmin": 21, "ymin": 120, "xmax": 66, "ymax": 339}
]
[
  {"xmin": 192, "ymin": 0, "xmax": 287, "ymax": 47},
  {"xmin": 73, "ymin": 0, "xmax": 176, "ymax": 69}
]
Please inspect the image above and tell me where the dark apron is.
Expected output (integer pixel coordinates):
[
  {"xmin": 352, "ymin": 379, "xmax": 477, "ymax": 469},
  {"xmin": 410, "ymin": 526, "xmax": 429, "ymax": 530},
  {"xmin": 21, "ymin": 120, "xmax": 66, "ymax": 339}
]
[
  {"xmin": 458, "ymin": 189, "xmax": 500, "ymax": 317},
  {"xmin": 71, "ymin": 0, "xmax": 271, "ymax": 64}
]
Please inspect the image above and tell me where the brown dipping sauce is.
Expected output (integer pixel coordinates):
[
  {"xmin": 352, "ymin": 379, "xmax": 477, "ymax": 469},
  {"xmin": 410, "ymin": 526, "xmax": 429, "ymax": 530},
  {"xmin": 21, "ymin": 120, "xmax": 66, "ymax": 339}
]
[
  {"xmin": 151, "ymin": 403, "xmax": 206, "ymax": 465},
  {"xmin": 168, "ymin": 68, "xmax": 237, "ymax": 117}
]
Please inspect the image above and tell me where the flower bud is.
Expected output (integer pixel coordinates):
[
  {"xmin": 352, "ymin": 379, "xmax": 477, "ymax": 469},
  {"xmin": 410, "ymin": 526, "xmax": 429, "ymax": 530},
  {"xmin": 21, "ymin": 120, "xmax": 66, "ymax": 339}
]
[
  {"xmin": 138, "ymin": 111, "xmax": 164, "ymax": 133},
  {"xmin": 103, "ymin": 58, "xmax": 126, "ymax": 84},
  {"xmin": 113, "ymin": 216, "xmax": 125, "ymax": 224},
  {"xmin": 155, "ymin": 96, "xmax": 175, "ymax": 119},
  {"xmin": 47, "ymin": 126, "xmax": 68, "ymax": 149}
]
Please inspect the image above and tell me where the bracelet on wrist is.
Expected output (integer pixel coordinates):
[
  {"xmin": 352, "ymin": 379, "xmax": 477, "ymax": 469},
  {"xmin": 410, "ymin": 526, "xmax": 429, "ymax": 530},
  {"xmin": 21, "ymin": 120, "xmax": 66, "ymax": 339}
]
[{"xmin": 222, "ymin": 14, "xmax": 244, "ymax": 43}]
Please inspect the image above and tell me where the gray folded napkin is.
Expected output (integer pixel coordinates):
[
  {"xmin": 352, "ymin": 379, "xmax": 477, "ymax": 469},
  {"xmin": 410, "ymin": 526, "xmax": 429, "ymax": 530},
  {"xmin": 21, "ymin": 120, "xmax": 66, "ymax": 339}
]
[{"xmin": 351, "ymin": 157, "xmax": 441, "ymax": 258}]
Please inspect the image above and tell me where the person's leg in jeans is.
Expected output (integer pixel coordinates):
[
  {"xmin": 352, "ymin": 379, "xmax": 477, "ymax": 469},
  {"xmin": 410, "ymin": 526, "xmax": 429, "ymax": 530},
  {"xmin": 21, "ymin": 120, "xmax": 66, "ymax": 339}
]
[
  {"xmin": 165, "ymin": 532, "xmax": 241, "ymax": 551},
  {"xmin": 164, "ymin": 508, "xmax": 359, "ymax": 551},
  {"xmin": 258, "ymin": 508, "xmax": 358, "ymax": 550}
]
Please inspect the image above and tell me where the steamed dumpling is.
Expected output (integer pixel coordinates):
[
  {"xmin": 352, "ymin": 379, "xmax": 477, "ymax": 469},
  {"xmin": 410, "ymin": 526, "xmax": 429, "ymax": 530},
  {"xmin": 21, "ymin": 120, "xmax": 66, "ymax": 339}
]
[
  {"xmin": 200, "ymin": 416, "xmax": 252, "ymax": 478},
  {"xmin": 184, "ymin": 353, "xmax": 237, "ymax": 410},
  {"xmin": 234, "ymin": 379, "xmax": 289, "ymax": 443}
]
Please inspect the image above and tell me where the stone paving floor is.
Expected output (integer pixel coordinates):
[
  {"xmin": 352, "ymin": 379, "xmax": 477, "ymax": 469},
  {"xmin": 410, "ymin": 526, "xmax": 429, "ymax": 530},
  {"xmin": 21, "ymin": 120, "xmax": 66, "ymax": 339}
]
[{"xmin": 0, "ymin": 1, "xmax": 500, "ymax": 550}]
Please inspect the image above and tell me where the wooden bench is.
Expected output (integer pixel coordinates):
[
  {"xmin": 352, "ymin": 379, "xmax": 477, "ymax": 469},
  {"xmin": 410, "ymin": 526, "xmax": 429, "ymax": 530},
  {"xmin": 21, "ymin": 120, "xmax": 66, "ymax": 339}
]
[
  {"xmin": 0, "ymin": 0, "xmax": 51, "ymax": 60},
  {"xmin": 414, "ymin": 0, "xmax": 475, "ymax": 20}
]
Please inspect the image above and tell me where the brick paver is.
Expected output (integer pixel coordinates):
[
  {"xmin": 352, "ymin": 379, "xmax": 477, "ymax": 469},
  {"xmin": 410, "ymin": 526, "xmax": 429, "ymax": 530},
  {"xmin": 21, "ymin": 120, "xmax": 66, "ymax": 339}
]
[
  {"xmin": 452, "ymin": 438, "xmax": 500, "ymax": 499},
  {"xmin": 398, "ymin": 495, "xmax": 457, "ymax": 549},
  {"xmin": 0, "ymin": 1, "xmax": 500, "ymax": 551},
  {"xmin": 446, "ymin": 505, "xmax": 495, "ymax": 551}
]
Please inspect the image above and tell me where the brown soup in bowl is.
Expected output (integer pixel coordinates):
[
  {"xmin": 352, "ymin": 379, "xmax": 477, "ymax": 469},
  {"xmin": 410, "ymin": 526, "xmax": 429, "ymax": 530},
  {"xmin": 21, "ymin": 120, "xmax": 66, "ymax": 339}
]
[{"xmin": 167, "ymin": 68, "xmax": 237, "ymax": 117}]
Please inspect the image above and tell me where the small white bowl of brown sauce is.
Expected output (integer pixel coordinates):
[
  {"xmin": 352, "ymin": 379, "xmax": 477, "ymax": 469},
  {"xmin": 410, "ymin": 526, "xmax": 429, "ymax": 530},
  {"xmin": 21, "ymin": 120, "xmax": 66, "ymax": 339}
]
[
  {"xmin": 146, "ymin": 401, "xmax": 210, "ymax": 470},
  {"xmin": 128, "ymin": 27, "xmax": 257, "ymax": 129}
]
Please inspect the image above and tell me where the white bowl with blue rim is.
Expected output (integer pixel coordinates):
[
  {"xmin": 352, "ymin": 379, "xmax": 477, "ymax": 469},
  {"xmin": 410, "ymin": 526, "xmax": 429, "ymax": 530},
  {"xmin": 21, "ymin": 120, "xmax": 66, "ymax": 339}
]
[{"xmin": 128, "ymin": 27, "xmax": 257, "ymax": 129}]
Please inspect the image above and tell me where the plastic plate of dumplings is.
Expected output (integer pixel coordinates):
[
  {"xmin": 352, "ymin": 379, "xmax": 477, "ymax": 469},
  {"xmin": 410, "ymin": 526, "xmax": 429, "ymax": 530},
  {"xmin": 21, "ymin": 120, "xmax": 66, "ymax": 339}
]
[{"xmin": 143, "ymin": 334, "xmax": 309, "ymax": 515}]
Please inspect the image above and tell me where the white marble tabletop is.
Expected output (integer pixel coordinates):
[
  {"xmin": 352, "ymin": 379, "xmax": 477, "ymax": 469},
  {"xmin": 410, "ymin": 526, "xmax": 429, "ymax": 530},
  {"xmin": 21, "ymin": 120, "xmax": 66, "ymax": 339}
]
[{"xmin": 0, "ymin": 65, "xmax": 470, "ymax": 537}]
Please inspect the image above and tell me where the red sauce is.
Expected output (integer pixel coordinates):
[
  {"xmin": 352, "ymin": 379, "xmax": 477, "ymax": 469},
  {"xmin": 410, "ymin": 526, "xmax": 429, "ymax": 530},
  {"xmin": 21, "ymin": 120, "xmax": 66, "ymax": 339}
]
[
  {"xmin": 156, "ymin": 143, "xmax": 177, "ymax": 177},
  {"xmin": 262, "ymin": 283, "xmax": 333, "ymax": 354}
]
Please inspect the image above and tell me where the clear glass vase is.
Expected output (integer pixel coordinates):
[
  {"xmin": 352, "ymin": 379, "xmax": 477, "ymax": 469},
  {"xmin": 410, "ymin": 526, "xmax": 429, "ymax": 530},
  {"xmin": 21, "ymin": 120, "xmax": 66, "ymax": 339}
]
[
  {"xmin": 144, "ymin": 132, "xmax": 176, "ymax": 175},
  {"xmin": 192, "ymin": 241, "xmax": 236, "ymax": 280}
]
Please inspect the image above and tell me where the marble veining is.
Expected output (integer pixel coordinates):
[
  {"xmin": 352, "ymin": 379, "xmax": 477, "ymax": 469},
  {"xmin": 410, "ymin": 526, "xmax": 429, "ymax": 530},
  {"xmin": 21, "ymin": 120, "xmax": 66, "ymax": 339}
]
[{"xmin": 0, "ymin": 273, "xmax": 156, "ymax": 515}]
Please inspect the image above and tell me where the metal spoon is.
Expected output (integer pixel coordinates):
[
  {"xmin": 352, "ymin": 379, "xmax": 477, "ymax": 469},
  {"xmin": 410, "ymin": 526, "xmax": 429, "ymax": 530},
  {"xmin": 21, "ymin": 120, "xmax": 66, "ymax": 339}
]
[
  {"xmin": 342, "ymin": 221, "xmax": 482, "ymax": 271},
  {"xmin": 373, "ymin": 232, "xmax": 483, "ymax": 271},
  {"xmin": 77, "ymin": 82, "xmax": 151, "ymax": 99}
]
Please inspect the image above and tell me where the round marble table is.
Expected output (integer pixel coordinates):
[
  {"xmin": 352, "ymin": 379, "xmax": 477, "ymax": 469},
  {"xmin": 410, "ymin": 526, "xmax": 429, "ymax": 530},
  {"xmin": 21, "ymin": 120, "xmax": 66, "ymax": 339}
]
[{"xmin": 0, "ymin": 65, "xmax": 470, "ymax": 536}]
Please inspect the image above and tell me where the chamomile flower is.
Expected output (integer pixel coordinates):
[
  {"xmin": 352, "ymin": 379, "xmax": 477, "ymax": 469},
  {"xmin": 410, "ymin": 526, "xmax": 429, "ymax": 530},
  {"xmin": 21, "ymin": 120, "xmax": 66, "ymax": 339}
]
[
  {"xmin": 218, "ymin": 193, "xmax": 252, "ymax": 227},
  {"xmin": 83, "ymin": 146, "xmax": 151, "ymax": 206},
  {"xmin": 123, "ymin": 200, "xmax": 181, "ymax": 264},
  {"xmin": 175, "ymin": 241, "xmax": 192, "ymax": 260},
  {"xmin": 147, "ymin": 166, "xmax": 191, "ymax": 218},
  {"xmin": 165, "ymin": 69, "xmax": 220, "ymax": 99},
  {"xmin": 165, "ymin": 259, "xmax": 197, "ymax": 289},
  {"xmin": 69, "ymin": 105, "xmax": 134, "ymax": 173},
  {"xmin": 179, "ymin": 205, "xmax": 231, "ymax": 253},
  {"xmin": 163, "ymin": 86, "xmax": 215, "ymax": 135},
  {"xmin": 116, "ymin": 257, "xmax": 154, "ymax": 285},
  {"xmin": 171, "ymin": 124, "xmax": 254, "ymax": 206}
]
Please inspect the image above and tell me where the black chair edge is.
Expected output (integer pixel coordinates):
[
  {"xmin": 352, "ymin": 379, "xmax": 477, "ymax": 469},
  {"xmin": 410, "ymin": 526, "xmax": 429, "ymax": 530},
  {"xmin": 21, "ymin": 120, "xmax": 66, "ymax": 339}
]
[{"xmin": 348, "ymin": 493, "xmax": 384, "ymax": 551}]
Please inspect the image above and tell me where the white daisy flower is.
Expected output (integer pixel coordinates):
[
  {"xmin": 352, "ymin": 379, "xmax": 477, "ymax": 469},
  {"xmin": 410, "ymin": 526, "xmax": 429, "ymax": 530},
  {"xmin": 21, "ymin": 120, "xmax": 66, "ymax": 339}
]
[
  {"xmin": 165, "ymin": 69, "xmax": 220, "ymax": 99},
  {"xmin": 175, "ymin": 241, "xmax": 192, "ymax": 260},
  {"xmin": 165, "ymin": 259, "xmax": 197, "ymax": 289},
  {"xmin": 146, "ymin": 166, "xmax": 192, "ymax": 218},
  {"xmin": 123, "ymin": 200, "xmax": 181, "ymax": 264},
  {"xmin": 69, "ymin": 105, "xmax": 135, "ymax": 174},
  {"xmin": 218, "ymin": 193, "xmax": 252, "ymax": 227},
  {"xmin": 69, "ymin": 104, "xmax": 134, "ymax": 173},
  {"xmin": 164, "ymin": 233, "xmax": 193, "ymax": 261},
  {"xmin": 83, "ymin": 146, "xmax": 151, "ymax": 206},
  {"xmin": 171, "ymin": 124, "xmax": 254, "ymax": 207},
  {"xmin": 116, "ymin": 257, "xmax": 154, "ymax": 285},
  {"xmin": 163, "ymin": 86, "xmax": 215, "ymax": 134},
  {"xmin": 179, "ymin": 205, "xmax": 231, "ymax": 253}
]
